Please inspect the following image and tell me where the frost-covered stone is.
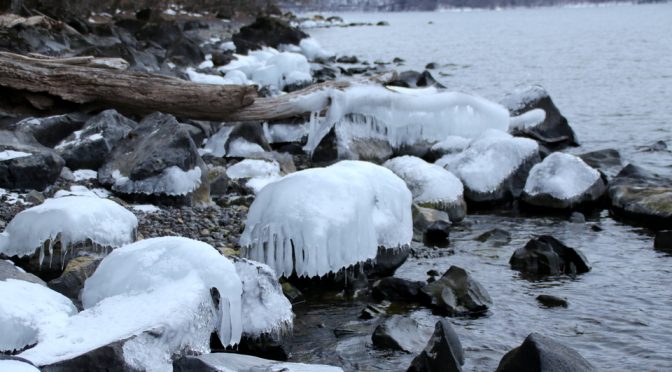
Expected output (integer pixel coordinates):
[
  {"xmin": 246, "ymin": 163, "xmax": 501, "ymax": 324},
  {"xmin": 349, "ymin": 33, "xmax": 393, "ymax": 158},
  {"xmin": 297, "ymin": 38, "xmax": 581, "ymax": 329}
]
[
  {"xmin": 20, "ymin": 237, "xmax": 243, "ymax": 371},
  {"xmin": 218, "ymin": 48, "xmax": 312, "ymax": 92},
  {"xmin": 0, "ymin": 130, "xmax": 65, "ymax": 191},
  {"xmin": 438, "ymin": 130, "xmax": 540, "ymax": 203},
  {"xmin": 0, "ymin": 196, "xmax": 137, "ymax": 271},
  {"xmin": 241, "ymin": 160, "xmax": 413, "ymax": 278},
  {"xmin": 226, "ymin": 159, "xmax": 282, "ymax": 194},
  {"xmin": 311, "ymin": 115, "xmax": 394, "ymax": 164},
  {"xmin": 233, "ymin": 258, "xmax": 293, "ymax": 338},
  {"xmin": 174, "ymin": 353, "xmax": 343, "ymax": 372},
  {"xmin": 0, "ymin": 279, "xmax": 77, "ymax": 352},
  {"xmin": 384, "ymin": 156, "xmax": 466, "ymax": 222},
  {"xmin": 522, "ymin": 152, "xmax": 606, "ymax": 209}
]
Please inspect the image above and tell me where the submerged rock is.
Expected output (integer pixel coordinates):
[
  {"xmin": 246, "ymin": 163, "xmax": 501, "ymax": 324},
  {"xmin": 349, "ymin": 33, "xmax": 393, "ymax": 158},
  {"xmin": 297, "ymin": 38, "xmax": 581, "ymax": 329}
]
[
  {"xmin": 496, "ymin": 333, "xmax": 595, "ymax": 372},
  {"xmin": 653, "ymin": 230, "xmax": 672, "ymax": 252},
  {"xmin": 522, "ymin": 152, "xmax": 606, "ymax": 210},
  {"xmin": 173, "ymin": 353, "xmax": 343, "ymax": 372},
  {"xmin": 407, "ymin": 319, "xmax": 464, "ymax": 372},
  {"xmin": 474, "ymin": 228, "xmax": 512, "ymax": 247},
  {"xmin": 420, "ymin": 266, "xmax": 492, "ymax": 316},
  {"xmin": 502, "ymin": 85, "xmax": 578, "ymax": 151},
  {"xmin": 0, "ymin": 130, "xmax": 65, "ymax": 191},
  {"xmin": 510, "ymin": 236, "xmax": 591, "ymax": 277},
  {"xmin": 536, "ymin": 294, "xmax": 569, "ymax": 308},
  {"xmin": 607, "ymin": 164, "xmax": 672, "ymax": 229},
  {"xmin": 372, "ymin": 316, "xmax": 430, "ymax": 353}
]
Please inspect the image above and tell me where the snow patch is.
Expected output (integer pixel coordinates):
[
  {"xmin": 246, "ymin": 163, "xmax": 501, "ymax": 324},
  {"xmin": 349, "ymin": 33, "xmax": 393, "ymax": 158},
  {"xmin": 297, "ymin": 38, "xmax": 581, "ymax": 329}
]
[
  {"xmin": 72, "ymin": 169, "xmax": 97, "ymax": 181},
  {"xmin": 0, "ymin": 150, "xmax": 32, "ymax": 161},
  {"xmin": 218, "ymin": 48, "xmax": 312, "ymax": 91},
  {"xmin": 111, "ymin": 166, "xmax": 202, "ymax": 196}
]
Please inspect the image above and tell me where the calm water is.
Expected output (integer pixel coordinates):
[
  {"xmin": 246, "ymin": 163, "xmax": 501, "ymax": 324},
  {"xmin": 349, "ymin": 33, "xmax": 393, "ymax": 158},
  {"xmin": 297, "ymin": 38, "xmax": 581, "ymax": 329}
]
[{"xmin": 285, "ymin": 4, "xmax": 672, "ymax": 371}]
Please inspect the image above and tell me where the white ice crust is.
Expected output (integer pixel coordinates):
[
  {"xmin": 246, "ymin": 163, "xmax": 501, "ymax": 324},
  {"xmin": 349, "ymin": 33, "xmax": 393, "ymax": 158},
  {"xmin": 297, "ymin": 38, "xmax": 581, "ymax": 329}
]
[
  {"xmin": 383, "ymin": 156, "xmax": 464, "ymax": 205},
  {"xmin": 0, "ymin": 150, "xmax": 32, "ymax": 161},
  {"xmin": 509, "ymin": 108, "xmax": 546, "ymax": 131},
  {"xmin": 500, "ymin": 85, "xmax": 548, "ymax": 112},
  {"xmin": 0, "ymin": 279, "xmax": 77, "ymax": 352},
  {"xmin": 110, "ymin": 166, "xmax": 202, "ymax": 196},
  {"xmin": 218, "ymin": 48, "xmax": 312, "ymax": 91},
  {"xmin": 0, "ymin": 360, "xmax": 40, "ymax": 372},
  {"xmin": 0, "ymin": 196, "xmax": 137, "ymax": 265},
  {"xmin": 524, "ymin": 152, "xmax": 601, "ymax": 199},
  {"xmin": 240, "ymin": 160, "xmax": 412, "ymax": 278},
  {"xmin": 226, "ymin": 159, "xmax": 282, "ymax": 194},
  {"xmin": 188, "ymin": 353, "xmax": 343, "ymax": 372},
  {"xmin": 430, "ymin": 136, "xmax": 471, "ymax": 154},
  {"xmin": 438, "ymin": 130, "xmax": 539, "ymax": 193}
]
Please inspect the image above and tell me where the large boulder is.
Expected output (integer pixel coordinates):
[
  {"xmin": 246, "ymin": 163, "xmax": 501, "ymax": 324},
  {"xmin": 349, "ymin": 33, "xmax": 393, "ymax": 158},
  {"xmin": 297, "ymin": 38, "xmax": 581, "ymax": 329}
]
[
  {"xmin": 56, "ymin": 109, "xmax": 137, "ymax": 171},
  {"xmin": 522, "ymin": 152, "xmax": 606, "ymax": 210},
  {"xmin": 496, "ymin": 333, "xmax": 595, "ymax": 372},
  {"xmin": 12, "ymin": 114, "xmax": 88, "ymax": 147},
  {"xmin": 510, "ymin": 236, "xmax": 591, "ymax": 277},
  {"xmin": 607, "ymin": 164, "xmax": 672, "ymax": 229},
  {"xmin": 233, "ymin": 16, "xmax": 308, "ymax": 54},
  {"xmin": 174, "ymin": 353, "xmax": 343, "ymax": 372},
  {"xmin": 407, "ymin": 319, "xmax": 464, "ymax": 372},
  {"xmin": 98, "ymin": 112, "xmax": 209, "ymax": 205},
  {"xmin": 439, "ymin": 130, "xmax": 540, "ymax": 204},
  {"xmin": 502, "ymin": 85, "xmax": 578, "ymax": 151},
  {"xmin": 372, "ymin": 316, "xmax": 431, "ymax": 353},
  {"xmin": 0, "ymin": 130, "xmax": 64, "ymax": 190},
  {"xmin": 420, "ymin": 266, "xmax": 492, "ymax": 316}
]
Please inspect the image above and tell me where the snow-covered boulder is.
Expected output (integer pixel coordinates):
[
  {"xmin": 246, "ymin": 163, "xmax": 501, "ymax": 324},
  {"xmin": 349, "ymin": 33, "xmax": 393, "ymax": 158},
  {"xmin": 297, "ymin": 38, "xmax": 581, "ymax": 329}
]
[
  {"xmin": 522, "ymin": 152, "xmax": 606, "ymax": 209},
  {"xmin": 20, "ymin": 237, "xmax": 243, "ymax": 371},
  {"xmin": 502, "ymin": 85, "xmax": 578, "ymax": 151},
  {"xmin": 0, "ymin": 279, "xmax": 77, "ymax": 352},
  {"xmin": 226, "ymin": 159, "xmax": 282, "ymax": 194},
  {"xmin": 311, "ymin": 114, "xmax": 394, "ymax": 164},
  {"xmin": 56, "ymin": 109, "xmax": 137, "ymax": 170},
  {"xmin": 0, "ymin": 196, "xmax": 137, "ymax": 273},
  {"xmin": 427, "ymin": 135, "xmax": 471, "ymax": 161},
  {"xmin": 174, "ymin": 353, "xmax": 343, "ymax": 372},
  {"xmin": 0, "ymin": 130, "xmax": 65, "ymax": 191},
  {"xmin": 0, "ymin": 359, "xmax": 40, "ymax": 372},
  {"xmin": 98, "ymin": 112, "xmax": 209, "ymax": 205},
  {"xmin": 438, "ymin": 130, "xmax": 540, "ymax": 203},
  {"xmin": 234, "ymin": 258, "xmax": 293, "ymax": 338},
  {"xmin": 240, "ymin": 160, "xmax": 413, "ymax": 278},
  {"xmin": 384, "ymin": 156, "xmax": 466, "ymax": 222}
]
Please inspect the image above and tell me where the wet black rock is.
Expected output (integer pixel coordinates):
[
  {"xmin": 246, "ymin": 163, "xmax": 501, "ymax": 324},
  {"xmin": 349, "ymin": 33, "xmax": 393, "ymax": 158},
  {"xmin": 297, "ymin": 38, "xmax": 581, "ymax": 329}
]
[
  {"xmin": 360, "ymin": 304, "xmax": 386, "ymax": 320},
  {"xmin": 536, "ymin": 294, "xmax": 569, "ymax": 308},
  {"xmin": 474, "ymin": 228, "xmax": 512, "ymax": 247},
  {"xmin": 363, "ymin": 246, "xmax": 410, "ymax": 278},
  {"xmin": 79, "ymin": 43, "xmax": 160, "ymax": 72},
  {"xmin": 413, "ymin": 206, "xmax": 451, "ymax": 243},
  {"xmin": 372, "ymin": 277, "xmax": 427, "ymax": 303},
  {"xmin": 236, "ymin": 335, "xmax": 289, "ymax": 361},
  {"xmin": 211, "ymin": 51, "xmax": 236, "ymax": 67},
  {"xmin": 136, "ymin": 21, "xmax": 182, "ymax": 49},
  {"xmin": 578, "ymin": 148, "xmax": 622, "ymax": 177},
  {"xmin": 496, "ymin": 333, "xmax": 596, "ymax": 372},
  {"xmin": 48, "ymin": 256, "xmax": 102, "ymax": 308},
  {"xmin": 388, "ymin": 70, "xmax": 446, "ymax": 89},
  {"xmin": 233, "ymin": 16, "xmax": 308, "ymax": 54},
  {"xmin": 421, "ymin": 266, "xmax": 492, "ymax": 316},
  {"xmin": 637, "ymin": 140, "xmax": 668, "ymax": 152},
  {"xmin": 607, "ymin": 164, "xmax": 672, "ymax": 229},
  {"xmin": 503, "ymin": 85, "xmax": 578, "ymax": 151},
  {"xmin": 424, "ymin": 220, "xmax": 450, "ymax": 248},
  {"xmin": 280, "ymin": 280, "xmax": 304, "ymax": 304},
  {"xmin": 372, "ymin": 316, "xmax": 429, "ymax": 353},
  {"xmin": 408, "ymin": 319, "xmax": 464, "ymax": 372},
  {"xmin": 0, "ymin": 259, "xmax": 46, "ymax": 285},
  {"xmin": 336, "ymin": 55, "xmax": 359, "ymax": 64},
  {"xmin": 57, "ymin": 109, "xmax": 137, "ymax": 170},
  {"xmin": 425, "ymin": 62, "xmax": 439, "ymax": 69},
  {"xmin": 166, "ymin": 36, "xmax": 205, "ymax": 66},
  {"xmin": 40, "ymin": 339, "xmax": 136, "ymax": 372},
  {"xmin": 654, "ymin": 230, "xmax": 672, "ymax": 252},
  {"xmin": 510, "ymin": 236, "xmax": 591, "ymax": 277},
  {"xmin": 0, "ymin": 129, "xmax": 65, "ymax": 190}
]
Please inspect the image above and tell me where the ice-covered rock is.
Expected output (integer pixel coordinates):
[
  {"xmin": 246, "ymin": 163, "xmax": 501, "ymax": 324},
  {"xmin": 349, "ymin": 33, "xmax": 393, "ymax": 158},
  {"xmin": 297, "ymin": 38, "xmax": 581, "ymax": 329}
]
[
  {"xmin": 522, "ymin": 152, "xmax": 606, "ymax": 209},
  {"xmin": 98, "ymin": 112, "xmax": 209, "ymax": 205},
  {"xmin": 226, "ymin": 159, "xmax": 282, "ymax": 194},
  {"xmin": 427, "ymin": 136, "xmax": 471, "ymax": 161},
  {"xmin": 20, "ymin": 237, "xmax": 243, "ymax": 371},
  {"xmin": 234, "ymin": 258, "xmax": 293, "ymax": 337},
  {"xmin": 0, "ymin": 130, "xmax": 65, "ymax": 191},
  {"xmin": 218, "ymin": 48, "xmax": 312, "ymax": 92},
  {"xmin": 502, "ymin": 85, "xmax": 578, "ymax": 151},
  {"xmin": 240, "ymin": 161, "xmax": 413, "ymax": 278},
  {"xmin": 0, "ymin": 196, "xmax": 137, "ymax": 271},
  {"xmin": 384, "ymin": 156, "xmax": 466, "ymax": 222},
  {"xmin": 311, "ymin": 114, "xmax": 394, "ymax": 164},
  {"xmin": 0, "ymin": 279, "xmax": 77, "ymax": 352},
  {"xmin": 0, "ymin": 359, "xmax": 40, "ymax": 372},
  {"xmin": 56, "ymin": 109, "xmax": 137, "ymax": 170},
  {"xmin": 438, "ymin": 130, "xmax": 540, "ymax": 203},
  {"xmin": 174, "ymin": 353, "xmax": 343, "ymax": 372}
]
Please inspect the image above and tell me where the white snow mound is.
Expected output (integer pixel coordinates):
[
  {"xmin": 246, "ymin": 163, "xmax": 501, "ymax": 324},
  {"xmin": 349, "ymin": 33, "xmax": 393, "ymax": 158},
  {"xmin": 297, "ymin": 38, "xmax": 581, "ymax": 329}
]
[
  {"xmin": 383, "ymin": 156, "xmax": 464, "ymax": 205},
  {"xmin": 218, "ymin": 48, "xmax": 311, "ymax": 91},
  {"xmin": 524, "ymin": 152, "xmax": 601, "ymax": 200},
  {"xmin": 240, "ymin": 160, "xmax": 412, "ymax": 278}
]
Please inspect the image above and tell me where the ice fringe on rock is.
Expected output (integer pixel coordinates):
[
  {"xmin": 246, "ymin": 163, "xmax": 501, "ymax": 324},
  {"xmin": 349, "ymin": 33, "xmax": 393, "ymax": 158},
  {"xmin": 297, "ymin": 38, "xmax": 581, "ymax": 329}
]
[
  {"xmin": 0, "ymin": 279, "xmax": 77, "ymax": 352},
  {"xmin": 0, "ymin": 196, "xmax": 138, "ymax": 268},
  {"xmin": 383, "ymin": 155, "xmax": 464, "ymax": 212},
  {"xmin": 240, "ymin": 160, "xmax": 413, "ymax": 278},
  {"xmin": 19, "ymin": 237, "xmax": 243, "ymax": 371},
  {"xmin": 523, "ymin": 152, "xmax": 604, "ymax": 206},
  {"xmin": 226, "ymin": 159, "xmax": 282, "ymax": 194},
  {"xmin": 438, "ymin": 130, "xmax": 539, "ymax": 197},
  {"xmin": 301, "ymin": 84, "xmax": 511, "ymax": 154},
  {"xmin": 110, "ymin": 166, "xmax": 202, "ymax": 196},
  {"xmin": 234, "ymin": 258, "xmax": 293, "ymax": 337}
]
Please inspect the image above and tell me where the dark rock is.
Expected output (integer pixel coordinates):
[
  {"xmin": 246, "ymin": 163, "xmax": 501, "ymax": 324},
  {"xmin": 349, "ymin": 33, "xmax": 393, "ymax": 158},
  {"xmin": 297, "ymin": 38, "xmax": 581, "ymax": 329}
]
[
  {"xmin": 183, "ymin": 20, "xmax": 209, "ymax": 31},
  {"xmin": 166, "ymin": 36, "xmax": 205, "ymax": 66},
  {"xmin": 388, "ymin": 70, "xmax": 445, "ymax": 89},
  {"xmin": 424, "ymin": 220, "xmax": 450, "ymax": 248},
  {"xmin": 503, "ymin": 86, "xmax": 578, "ymax": 151},
  {"xmin": 407, "ymin": 319, "xmax": 464, "ymax": 372},
  {"xmin": 607, "ymin": 164, "xmax": 672, "ymax": 229},
  {"xmin": 578, "ymin": 148, "xmax": 622, "ymax": 177},
  {"xmin": 496, "ymin": 333, "xmax": 596, "ymax": 372},
  {"xmin": 135, "ymin": 8, "xmax": 152, "ymax": 21},
  {"xmin": 211, "ymin": 51, "xmax": 236, "ymax": 67},
  {"xmin": 638, "ymin": 140, "xmax": 668, "ymax": 152},
  {"xmin": 372, "ymin": 316, "xmax": 430, "ymax": 353},
  {"xmin": 0, "ymin": 129, "xmax": 65, "ymax": 190},
  {"xmin": 590, "ymin": 224, "xmax": 603, "ymax": 232},
  {"xmin": 413, "ymin": 206, "xmax": 451, "ymax": 243},
  {"xmin": 536, "ymin": 294, "xmax": 569, "ymax": 308},
  {"xmin": 48, "ymin": 256, "xmax": 102, "ymax": 308},
  {"xmin": 233, "ymin": 16, "xmax": 308, "ymax": 54},
  {"xmin": 475, "ymin": 228, "xmax": 512, "ymax": 247},
  {"xmin": 40, "ymin": 339, "xmax": 137, "ymax": 372},
  {"xmin": 336, "ymin": 55, "xmax": 358, "ymax": 64},
  {"xmin": 208, "ymin": 166, "xmax": 229, "ymax": 197},
  {"xmin": 57, "ymin": 109, "xmax": 137, "ymax": 170},
  {"xmin": 225, "ymin": 122, "xmax": 272, "ymax": 156},
  {"xmin": 372, "ymin": 277, "xmax": 427, "ymax": 303},
  {"xmin": 0, "ymin": 259, "xmax": 46, "ymax": 285},
  {"xmin": 569, "ymin": 212, "xmax": 586, "ymax": 223},
  {"xmin": 13, "ymin": 113, "xmax": 88, "ymax": 148},
  {"xmin": 393, "ymin": 57, "xmax": 405, "ymax": 63},
  {"xmin": 360, "ymin": 304, "xmax": 386, "ymax": 320},
  {"xmin": 136, "ymin": 21, "xmax": 182, "ymax": 48},
  {"xmin": 79, "ymin": 43, "xmax": 160, "ymax": 72},
  {"xmin": 311, "ymin": 115, "xmax": 394, "ymax": 165},
  {"xmin": 654, "ymin": 230, "xmax": 672, "ymax": 252},
  {"xmin": 425, "ymin": 62, "xmax": 439, "ymax": 70},
  {"xmin": 236, "ymin": 335, "xmax": 288, "ymax": 361},
  {"xmin": 363, "ymin": 246, "xmax": 410, "ymax": 278},
  {"xmin": 421, "ymin": 266, "xmax": 492, "ymax": 316},
  {"xmin": 24, "ymin": 189, "xmax": 45, "ymax": 204},
  {"xmin": 313, "ymin": 65, "xmax": 339, "ymax": 82},
  {"xmin": 280, "ymin": 281, "xmax": 304, "ymax": 304},
  {"xmin": 377, "ymin": 21, "xmax": 390, "ymax": 26},
  {"xmin": 510, "ymin": 236, "xmax": 591, "ymax": 277}
]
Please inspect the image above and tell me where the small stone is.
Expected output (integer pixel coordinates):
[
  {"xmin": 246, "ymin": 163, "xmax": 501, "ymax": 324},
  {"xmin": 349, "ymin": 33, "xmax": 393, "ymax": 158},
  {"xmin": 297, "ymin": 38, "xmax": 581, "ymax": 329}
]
[
  {"xmin": 591, "ymin": 224, "xmax": 603, "ymax": 232},
  {"xmin": 536, "ymin": 294, "xmax": 569, "ymax": 308},
  {"xmin": 569, "ymin": 212, "xmax": 586, "ymax": 223},
  {"xmin": 200, "ymin": 229, "xmax": 210, "ymax": 235},
  {"xmin": 654, "ymin": 230, "xmax": 672, "ymax": 251}
]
